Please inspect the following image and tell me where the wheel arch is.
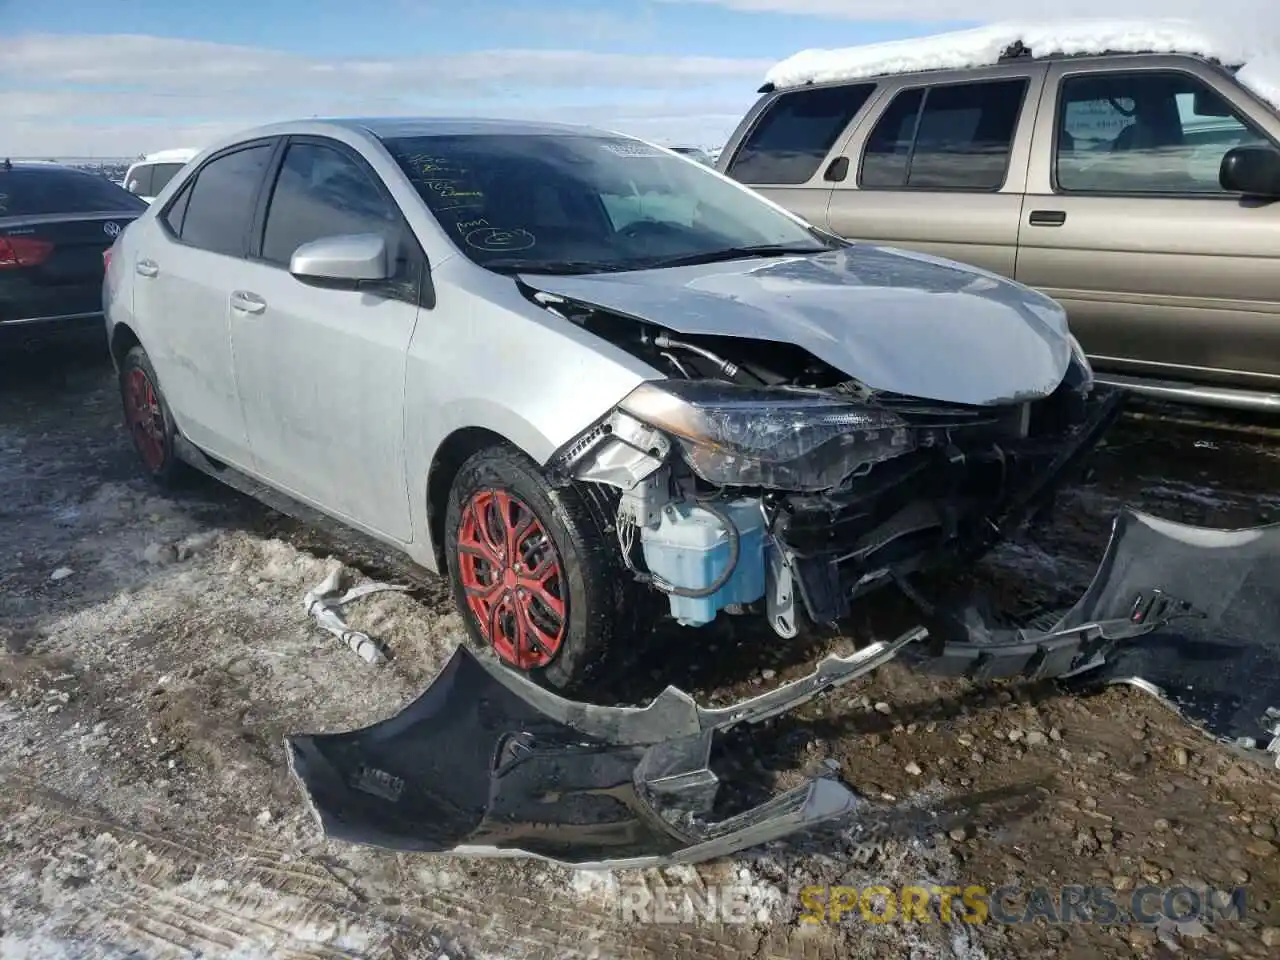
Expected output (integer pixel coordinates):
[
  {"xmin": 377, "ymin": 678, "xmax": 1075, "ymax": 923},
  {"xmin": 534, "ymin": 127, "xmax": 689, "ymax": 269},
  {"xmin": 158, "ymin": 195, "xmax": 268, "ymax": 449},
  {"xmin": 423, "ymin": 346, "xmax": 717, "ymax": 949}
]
[
  {"xmin": 109, "ymin": 321, "xmax": 142, "ymax": 372},
  {"xmin": 426, "ymin": 426, "xmax": 534, "ymax": 571}
]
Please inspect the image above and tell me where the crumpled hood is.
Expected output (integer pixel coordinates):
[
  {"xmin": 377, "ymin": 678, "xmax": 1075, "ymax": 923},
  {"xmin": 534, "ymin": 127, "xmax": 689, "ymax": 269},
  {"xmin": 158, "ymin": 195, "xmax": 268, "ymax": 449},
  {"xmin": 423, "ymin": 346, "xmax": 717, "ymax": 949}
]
[{"xmin": 521, "ymin": 244, "xmax": 1073, "ymax": 406}]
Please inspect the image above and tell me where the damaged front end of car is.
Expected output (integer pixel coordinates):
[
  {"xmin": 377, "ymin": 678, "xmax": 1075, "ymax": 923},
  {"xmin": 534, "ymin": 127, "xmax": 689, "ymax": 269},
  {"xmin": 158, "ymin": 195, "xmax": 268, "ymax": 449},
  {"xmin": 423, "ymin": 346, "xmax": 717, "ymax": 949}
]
[
  {"xmin": 537, "ymin": 284, "xmax": 1120, "ymax": 639},
  {"xmin": 287, "ymin": 625, "xmax": 926, "ymax": 867}
]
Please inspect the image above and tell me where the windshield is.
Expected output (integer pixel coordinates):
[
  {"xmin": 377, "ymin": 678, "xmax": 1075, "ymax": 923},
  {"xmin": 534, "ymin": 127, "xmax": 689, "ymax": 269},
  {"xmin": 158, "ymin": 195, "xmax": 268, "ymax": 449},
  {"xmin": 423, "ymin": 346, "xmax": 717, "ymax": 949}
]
[{"xmin": 380, "ymin": 132, "xmax": 835, "ymax": 273}]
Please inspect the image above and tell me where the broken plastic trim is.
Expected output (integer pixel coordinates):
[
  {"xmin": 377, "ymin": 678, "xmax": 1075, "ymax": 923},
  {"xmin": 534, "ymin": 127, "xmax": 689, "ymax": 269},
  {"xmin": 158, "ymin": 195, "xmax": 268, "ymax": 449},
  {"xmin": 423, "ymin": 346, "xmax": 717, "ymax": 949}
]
[
  {"xmin": 912, "ymin": 508, "xmax": 1280, "ymax": 760},
  {"xmin": 286, "ymin": 626, "xmax": 926, "ymax": 868},
  {"xmin": 1054, "ymin": 510, "xmax": 1280, "ymax": 763}
]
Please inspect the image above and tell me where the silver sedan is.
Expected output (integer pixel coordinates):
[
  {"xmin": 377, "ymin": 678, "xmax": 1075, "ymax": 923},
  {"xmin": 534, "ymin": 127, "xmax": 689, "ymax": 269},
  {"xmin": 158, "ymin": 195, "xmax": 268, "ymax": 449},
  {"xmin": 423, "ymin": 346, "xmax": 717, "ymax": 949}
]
[{"xmin": 104, "ymin": 117, "xmax": 1109, "ymax": 693}]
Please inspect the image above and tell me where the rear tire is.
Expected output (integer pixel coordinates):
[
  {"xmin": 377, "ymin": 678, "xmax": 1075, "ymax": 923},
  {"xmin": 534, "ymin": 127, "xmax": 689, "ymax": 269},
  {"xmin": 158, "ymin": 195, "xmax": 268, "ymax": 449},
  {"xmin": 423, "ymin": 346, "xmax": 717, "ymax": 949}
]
[
  {"xmin": 443, "ymin": 443, "xmax": 642, "ymax": 695},
  {"xmin": 119, "ymin": 345, "xmax": 187, "ymax": 488}
]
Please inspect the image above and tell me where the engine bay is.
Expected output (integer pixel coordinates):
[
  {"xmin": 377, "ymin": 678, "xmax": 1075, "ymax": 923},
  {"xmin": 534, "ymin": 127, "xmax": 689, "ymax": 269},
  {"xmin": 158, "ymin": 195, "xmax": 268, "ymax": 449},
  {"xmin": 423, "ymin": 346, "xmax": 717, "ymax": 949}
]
[{"xmin": 535, "ymin": 285, "xmax": 1121, "ymax": 637}]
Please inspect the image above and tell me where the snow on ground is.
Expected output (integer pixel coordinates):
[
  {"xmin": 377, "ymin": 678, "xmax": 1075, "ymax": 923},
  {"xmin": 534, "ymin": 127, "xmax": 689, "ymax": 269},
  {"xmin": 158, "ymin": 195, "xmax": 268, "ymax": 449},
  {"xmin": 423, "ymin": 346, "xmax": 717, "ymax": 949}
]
[
  {"xmin": 5, "ymin": 349, "xmax": 1280, "ymax": 959},
  {"xmin": 764, "ymin": 19, "xmax": 1280, "ymax": 110}
]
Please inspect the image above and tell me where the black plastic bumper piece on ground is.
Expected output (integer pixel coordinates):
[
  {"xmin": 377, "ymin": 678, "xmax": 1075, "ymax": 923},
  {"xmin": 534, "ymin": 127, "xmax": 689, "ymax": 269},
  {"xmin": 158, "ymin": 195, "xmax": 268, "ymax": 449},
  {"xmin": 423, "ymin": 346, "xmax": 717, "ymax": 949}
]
[
  {"xmin": 285, "ymin": 627, "xmax": 926, "ymax": 867},
  {"xmin": 1058, "ymin": 511, "xmax": 1280, "ymax": 757},
  {"xmin": 910, "ymin": 508, "xmax": 1280, "ymax": 756}
]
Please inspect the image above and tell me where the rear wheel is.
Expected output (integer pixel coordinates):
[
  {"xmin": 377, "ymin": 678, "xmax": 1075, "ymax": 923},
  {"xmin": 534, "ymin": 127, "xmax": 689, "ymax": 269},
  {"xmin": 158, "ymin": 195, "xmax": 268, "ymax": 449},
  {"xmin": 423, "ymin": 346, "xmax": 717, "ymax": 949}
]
[
  {"xmin": 444, "ymin": 443, "xmax": 640, "ymax": 694},
  {"xmin": 119, "ymin": 345, "xmax": 186, "ymax": 487}
]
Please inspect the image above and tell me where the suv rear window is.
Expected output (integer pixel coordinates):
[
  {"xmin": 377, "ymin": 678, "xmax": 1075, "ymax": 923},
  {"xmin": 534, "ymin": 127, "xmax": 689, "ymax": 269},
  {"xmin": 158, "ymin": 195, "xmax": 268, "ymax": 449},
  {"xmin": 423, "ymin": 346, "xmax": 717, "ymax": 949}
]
[
  {"xmin": 0, "ymin": 168, "xmax": 149, "ymax": 217},
  {"xmin": 727, "ymin": 84, "xmax": 876, "ymax": 185}
]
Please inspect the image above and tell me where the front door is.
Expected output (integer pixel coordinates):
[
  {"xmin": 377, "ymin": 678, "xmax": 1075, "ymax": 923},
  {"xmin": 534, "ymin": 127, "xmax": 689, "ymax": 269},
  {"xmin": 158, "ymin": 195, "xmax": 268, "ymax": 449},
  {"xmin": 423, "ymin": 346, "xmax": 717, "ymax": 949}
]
[
  {"xmin": 825, "ymin": 66, "xmax": 1046, "ymax": 278},
  {"xmin": 229, "ymin": 137, "xmax": 421, "ymax": 542},
  {"xmin": 1016, "ymin": 57, "xmax": 1280, "ymax": 390}
]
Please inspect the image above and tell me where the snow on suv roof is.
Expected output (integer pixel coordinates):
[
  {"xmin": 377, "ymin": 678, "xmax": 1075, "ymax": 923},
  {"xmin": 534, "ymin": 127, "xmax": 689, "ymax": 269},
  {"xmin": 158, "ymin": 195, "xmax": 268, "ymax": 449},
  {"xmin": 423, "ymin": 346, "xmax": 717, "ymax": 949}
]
[{"xmin": 764, "ymin": 19, "xmax": 1274, "ymax": 92}]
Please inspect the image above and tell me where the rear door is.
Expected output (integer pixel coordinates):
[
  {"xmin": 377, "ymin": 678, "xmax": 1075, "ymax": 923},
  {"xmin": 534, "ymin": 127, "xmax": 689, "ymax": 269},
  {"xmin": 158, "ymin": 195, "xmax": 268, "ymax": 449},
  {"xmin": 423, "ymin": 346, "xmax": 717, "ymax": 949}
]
[
  {"xmin": 1016, "ymin": 56, "xmax": 1280, "ymax": 391},
  {"xmin": 0, "ymin": 167, "xmax": 146, "ymax": 325},
  {"xmin": 131, "ymin": 141, "xmax": 277, "ymax": 467},
  {"xmin": 825, "ymin": 64, "xmax": 1047, "ymax": 278},
  {"xmin": 228, "ymin": 136, "xmax": 423, "ymax": 541},
  {"xmin": 720, "ymin": 83, "xmax": 880, "ymax": 229}
]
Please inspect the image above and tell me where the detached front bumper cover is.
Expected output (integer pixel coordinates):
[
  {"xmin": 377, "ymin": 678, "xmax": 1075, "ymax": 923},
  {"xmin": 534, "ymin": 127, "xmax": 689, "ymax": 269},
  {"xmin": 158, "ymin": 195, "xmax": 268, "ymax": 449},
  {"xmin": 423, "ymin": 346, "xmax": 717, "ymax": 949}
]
[
  {"xmin": 912, "ymin": 508, "xmax": 1280, "ymax": 763},
  {"xmin": 286, "ymin": 627, "xmax": 925, "ymax": 867}
]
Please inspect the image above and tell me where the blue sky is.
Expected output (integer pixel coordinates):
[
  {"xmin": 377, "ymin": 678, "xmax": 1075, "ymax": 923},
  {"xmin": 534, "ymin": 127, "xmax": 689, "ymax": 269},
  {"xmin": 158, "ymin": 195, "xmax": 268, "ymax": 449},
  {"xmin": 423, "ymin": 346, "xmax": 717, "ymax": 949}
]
[{"xmin": 0, "ymin": 0, "xmax": 1246, "ymax": 156}]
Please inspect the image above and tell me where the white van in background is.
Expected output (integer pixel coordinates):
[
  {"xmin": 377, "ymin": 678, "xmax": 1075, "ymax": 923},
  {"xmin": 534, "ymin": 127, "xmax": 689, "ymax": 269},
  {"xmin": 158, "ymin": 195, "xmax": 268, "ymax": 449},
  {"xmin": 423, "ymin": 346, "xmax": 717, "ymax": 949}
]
[{"xmin": 123, "ymin": 148, "xmax": 200, "ymax": 202}]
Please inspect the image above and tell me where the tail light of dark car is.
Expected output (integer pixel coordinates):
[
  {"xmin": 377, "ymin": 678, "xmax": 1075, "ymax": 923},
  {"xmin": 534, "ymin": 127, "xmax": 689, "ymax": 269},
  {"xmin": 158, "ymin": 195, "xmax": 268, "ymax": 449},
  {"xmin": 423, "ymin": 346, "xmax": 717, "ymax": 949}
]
[{"xmin": 0, "ymin": 236, "xmax": 55, "ymax": 269}]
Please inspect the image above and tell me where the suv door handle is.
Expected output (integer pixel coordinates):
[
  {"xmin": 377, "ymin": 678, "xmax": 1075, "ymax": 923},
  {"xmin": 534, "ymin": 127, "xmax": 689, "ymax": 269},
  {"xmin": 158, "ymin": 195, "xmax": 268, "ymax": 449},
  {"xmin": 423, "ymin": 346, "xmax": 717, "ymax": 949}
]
[
  {"xmin": 1028, "ymin": 210, "xmax": 1067, "ymax": 226},
  {"xmin": 135, "ymin": 259, "xmax": 159, "ymax": 278},
  {"xmin": 230, "ymin": 290, "xmax": 267, "ymax": 315}
]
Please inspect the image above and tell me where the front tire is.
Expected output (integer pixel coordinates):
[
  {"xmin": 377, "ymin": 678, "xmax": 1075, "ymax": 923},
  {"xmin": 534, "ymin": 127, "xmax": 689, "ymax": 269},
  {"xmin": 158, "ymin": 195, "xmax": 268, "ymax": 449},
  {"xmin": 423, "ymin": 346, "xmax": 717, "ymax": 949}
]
[
  {"xmin": 443, "ymin": 443, "xmax": 639, "ymax": 694},
  {"xmin": 119, "ymin": 345, "xmax": 186, "ymax": 488}
]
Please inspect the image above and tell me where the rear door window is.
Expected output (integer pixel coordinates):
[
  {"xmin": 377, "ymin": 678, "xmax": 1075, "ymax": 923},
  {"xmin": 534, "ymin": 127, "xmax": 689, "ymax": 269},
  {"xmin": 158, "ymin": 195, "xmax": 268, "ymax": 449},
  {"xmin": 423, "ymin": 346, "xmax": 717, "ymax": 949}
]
[
  {"xmin": 860, "ymin": 78, "xmax": 1029, "ymax": 190},
  {"xmin": 0, "ymin": 168, "xmax": 148, "ymax": 216},
  {"xmin": 727, "ymin": 84, "xmax": 876, "ymax": 185},
  {"xmin": 174, "ymin": 145, "xmax": 273, "ymax": 257}
]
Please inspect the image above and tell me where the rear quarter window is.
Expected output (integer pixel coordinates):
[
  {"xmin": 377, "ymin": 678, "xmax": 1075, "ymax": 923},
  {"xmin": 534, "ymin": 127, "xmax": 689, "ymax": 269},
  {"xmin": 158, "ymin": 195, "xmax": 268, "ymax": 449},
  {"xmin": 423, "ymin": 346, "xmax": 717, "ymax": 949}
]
[
  {"xmin": 726, "ymin": 84, "xmax": 877, "ymax": 185},
  {"xmin": 0, "ymin": 168, "xmax": 149, "ymax": 217}
]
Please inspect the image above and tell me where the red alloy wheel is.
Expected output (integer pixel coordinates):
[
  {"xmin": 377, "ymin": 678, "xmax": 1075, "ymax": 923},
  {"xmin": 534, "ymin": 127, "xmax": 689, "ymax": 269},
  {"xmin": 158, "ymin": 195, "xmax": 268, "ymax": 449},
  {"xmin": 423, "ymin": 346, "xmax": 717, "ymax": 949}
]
[
  {"xmin": 123, "ymin": 368, "xmax": 166, "ymax": 472},
  {"xmin": 456, "ymin": 488, "xmax": 568, "ymax": 670}
]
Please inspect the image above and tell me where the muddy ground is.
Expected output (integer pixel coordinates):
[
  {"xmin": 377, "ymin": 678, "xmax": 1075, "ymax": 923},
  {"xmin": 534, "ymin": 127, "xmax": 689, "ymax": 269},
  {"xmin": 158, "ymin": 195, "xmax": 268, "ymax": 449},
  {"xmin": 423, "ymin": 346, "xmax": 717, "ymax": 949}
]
[{"xmin": 2, "ymin": 340, "xmax": 1280, "ymax": 960}]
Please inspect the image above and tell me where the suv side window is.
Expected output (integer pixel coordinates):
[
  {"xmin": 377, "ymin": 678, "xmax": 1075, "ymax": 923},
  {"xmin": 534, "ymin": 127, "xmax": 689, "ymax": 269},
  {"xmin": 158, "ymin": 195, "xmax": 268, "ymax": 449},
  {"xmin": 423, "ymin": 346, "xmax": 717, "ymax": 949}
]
[
  {"xmin": 175, "ymin": 145, "xmax": 273, "ymax": 256},
  {"xmin": 260, "ymin": 141, "xmax": 422, "ymax": 302},
  {"xmin": 860, "ymin": 78, "xmax": 1028, "ymax": 190},
  {"xmin": 1056, "ymin": 71, "xmax": 1271, "ymax": 194},
  {"xmin": 727, "ymin": 84, "xmax": 876, "ymax": 185},
  {"xmin": 126, "ymin": 165, "xmax": 153, "ymax": 197}
]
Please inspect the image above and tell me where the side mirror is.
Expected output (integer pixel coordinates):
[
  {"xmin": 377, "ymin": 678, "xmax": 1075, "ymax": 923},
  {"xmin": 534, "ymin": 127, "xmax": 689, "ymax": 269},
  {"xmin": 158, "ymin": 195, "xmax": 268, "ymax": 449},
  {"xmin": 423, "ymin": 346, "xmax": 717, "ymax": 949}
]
[
  {"xmin": 1220, "ymin": 145, "xmax": 1280, "ymax": 198},
  {"xmin": 289, "ymin": 233, "xmax": 390, "ymax": 283}
]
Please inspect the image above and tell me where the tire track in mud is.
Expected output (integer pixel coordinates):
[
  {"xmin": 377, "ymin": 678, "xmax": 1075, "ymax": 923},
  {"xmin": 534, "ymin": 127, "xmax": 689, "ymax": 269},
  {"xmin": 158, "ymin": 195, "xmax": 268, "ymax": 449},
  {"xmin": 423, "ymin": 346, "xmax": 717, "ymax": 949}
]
[{"xmin": 3, "ymin": 775, "xmax": 832, "ymax": 960}]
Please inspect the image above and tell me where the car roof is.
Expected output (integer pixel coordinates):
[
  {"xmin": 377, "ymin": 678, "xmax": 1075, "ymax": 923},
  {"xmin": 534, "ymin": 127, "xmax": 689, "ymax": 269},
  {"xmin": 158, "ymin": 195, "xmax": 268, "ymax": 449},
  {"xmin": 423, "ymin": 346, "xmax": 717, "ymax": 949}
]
[
  {"xmin": 762, "ymin": 18, "xmax": 1260, "ymax": 91},
  {"xmin": 1, "ymin": 160, "xmax": 92, "ymax": 174},
  {"xmin": 190, "ymin": 116, "xmax": 638, "ymax": 160},
  {"xmin": 134, "ymin": 148, "xmax": 201, "ymax": 165}
]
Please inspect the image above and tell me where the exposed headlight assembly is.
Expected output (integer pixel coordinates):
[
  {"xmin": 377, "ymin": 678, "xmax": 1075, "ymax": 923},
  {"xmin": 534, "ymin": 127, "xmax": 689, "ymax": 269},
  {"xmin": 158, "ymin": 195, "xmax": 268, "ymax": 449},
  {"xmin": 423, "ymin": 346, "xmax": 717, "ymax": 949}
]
[{"xmin": 618, "ymin": 380, "xmax": 915, "ymax": 492}]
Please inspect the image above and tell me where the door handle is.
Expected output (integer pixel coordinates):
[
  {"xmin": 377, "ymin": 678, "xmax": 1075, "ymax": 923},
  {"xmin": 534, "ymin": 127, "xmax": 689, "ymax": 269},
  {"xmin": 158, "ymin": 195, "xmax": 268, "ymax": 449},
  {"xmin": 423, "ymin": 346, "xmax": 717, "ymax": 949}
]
[
  {"xmin": 823, "ymin": 156, "xmax": 850, "ymax": 182},
  {"xmin": 135, "ymin": 259, "xmax": 159, "ymax": 278},
  {"xmin": 230, "ymin": 290, "xmax": 267, "ymax": 315},
  {"xmin": 1028, "ymin": 210, "xmax": 1067, "ymax": 226}
]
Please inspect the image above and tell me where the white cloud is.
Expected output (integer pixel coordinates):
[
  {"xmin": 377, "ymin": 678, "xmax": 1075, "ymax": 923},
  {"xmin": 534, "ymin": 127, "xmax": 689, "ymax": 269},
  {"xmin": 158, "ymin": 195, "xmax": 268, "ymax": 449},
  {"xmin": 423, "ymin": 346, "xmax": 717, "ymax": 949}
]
[{"xmin": 0, "ymin": 34, "xmax": 769, "ymax": 156}]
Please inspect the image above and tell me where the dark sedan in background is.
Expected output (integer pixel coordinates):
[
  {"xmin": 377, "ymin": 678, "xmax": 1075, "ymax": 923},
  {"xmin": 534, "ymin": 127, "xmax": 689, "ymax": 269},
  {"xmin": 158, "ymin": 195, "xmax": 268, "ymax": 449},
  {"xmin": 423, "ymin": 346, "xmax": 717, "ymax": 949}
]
[{"xmin": 1, "ymin": 159, "xmax": 148, "ymax": 349}]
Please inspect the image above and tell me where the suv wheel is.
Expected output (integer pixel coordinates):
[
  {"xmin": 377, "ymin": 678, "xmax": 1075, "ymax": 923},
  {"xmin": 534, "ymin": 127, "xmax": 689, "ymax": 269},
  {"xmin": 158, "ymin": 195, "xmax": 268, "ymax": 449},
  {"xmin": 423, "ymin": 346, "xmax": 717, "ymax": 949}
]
[{"xmin": 444, "ymin": 443, "xmax": 640, "ymax": 694}]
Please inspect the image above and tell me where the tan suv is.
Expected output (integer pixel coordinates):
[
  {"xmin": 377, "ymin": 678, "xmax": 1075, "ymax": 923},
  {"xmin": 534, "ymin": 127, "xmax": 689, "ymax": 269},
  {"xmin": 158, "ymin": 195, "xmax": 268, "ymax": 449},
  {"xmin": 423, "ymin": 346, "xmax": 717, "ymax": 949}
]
[{"xmin": 718, "ymin": 30, "xmax": 1280, "ymax": 412}]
